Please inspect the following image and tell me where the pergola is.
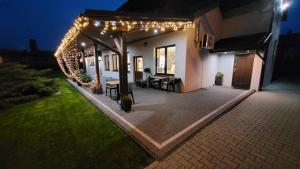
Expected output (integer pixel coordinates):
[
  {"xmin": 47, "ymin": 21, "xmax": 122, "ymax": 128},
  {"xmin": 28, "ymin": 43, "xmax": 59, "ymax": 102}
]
[{"xmin": 55, "ymin": 10, "xmax": 196, "ymax": 97}]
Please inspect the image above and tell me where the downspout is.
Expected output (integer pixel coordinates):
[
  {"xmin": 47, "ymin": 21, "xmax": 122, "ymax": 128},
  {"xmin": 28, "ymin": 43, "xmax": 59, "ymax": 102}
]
[{"xmin": 258, "ymin": 0, "xmax": 276, "ymax": 91}]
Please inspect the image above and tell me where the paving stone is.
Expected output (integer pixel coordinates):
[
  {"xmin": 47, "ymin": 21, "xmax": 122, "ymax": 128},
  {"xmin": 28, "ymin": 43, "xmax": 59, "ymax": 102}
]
[{"xmin": 146, "ymin": 90, "xmax": 300, "ymax": 169}]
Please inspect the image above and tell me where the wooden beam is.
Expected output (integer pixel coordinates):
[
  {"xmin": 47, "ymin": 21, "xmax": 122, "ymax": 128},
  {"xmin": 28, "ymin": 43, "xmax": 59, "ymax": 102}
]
[
  {"xmin": 113, "ymin": 32, "xmax": 128, "ymax": 96},
  {"xmin": 94, "ymin": 44, "xmax": 103, "ymax": 94},
  {"xmin": 80, "ymin": 31, "xmax": 121, "ymax": 55}
]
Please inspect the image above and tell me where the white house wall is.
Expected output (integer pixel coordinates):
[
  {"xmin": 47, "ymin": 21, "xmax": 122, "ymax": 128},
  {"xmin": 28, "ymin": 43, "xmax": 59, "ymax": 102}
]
[
  {"xmin": 201, "ymin": 7, "xmax": 223, "ymax": 40},
  {"xmin": 220, "ymin": 1, "xmax": 272, "ymax": 39},
  {"xmin": 84, "ymin": 45, "xmax": 97, "ymax": 78},
  {"xmin": 201, "ymin": 53, "xmax": 218, "ymax": 88},
  {"xmin": 251, "ymin": 54, "xmax": 263, "ymax": 90},
  {"xmin": 97, "ymin": 30, "xmax": 188, "ymax": 88},
  {"xmin": 201, "ymin": 53, "xmax": 234, "ymax": 88},
  {"xmin": 201, "ymin": 52, "xmax": 263, "ymax": 90},
  {"xmin": 100, "ymin": 50, "xmax": 134, "ymax": 82},
  {"xmin": 217, "ymin": 54, "xmax": 234, "ymax": 87}
]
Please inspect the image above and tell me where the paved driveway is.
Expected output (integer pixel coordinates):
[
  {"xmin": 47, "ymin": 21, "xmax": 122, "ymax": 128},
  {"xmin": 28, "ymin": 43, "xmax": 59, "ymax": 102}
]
[{"xmin": 147, "ymin": 81, "xmax": 300, "ymax": 169}]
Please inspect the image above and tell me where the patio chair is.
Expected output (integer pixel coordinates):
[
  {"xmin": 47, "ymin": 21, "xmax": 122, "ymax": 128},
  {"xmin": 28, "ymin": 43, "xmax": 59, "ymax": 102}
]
[
  {"xmin": 149, "ymin": 76, "xmax": 161, "ymax": 89},
  {"xmin": 162, "ymin": 77, "xmax": 181, "ymax": 92},
  {"xmin": 106, "ymin": 84, "xmax": 118, "ymax": 97}
]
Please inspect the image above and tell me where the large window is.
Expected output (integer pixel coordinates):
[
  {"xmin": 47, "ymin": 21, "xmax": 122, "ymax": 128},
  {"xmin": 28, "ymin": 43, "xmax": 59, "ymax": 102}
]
[
  {"xmin": 104, "ymin": 55, "xmax": 110, "ymax": 71},
  {"xmin": 156, "ymin": 45, "xmax": 176, "ymax": 75},
  {"xmin": 112, "ymin": 54, "xmax": 119, "ymax": 71}
]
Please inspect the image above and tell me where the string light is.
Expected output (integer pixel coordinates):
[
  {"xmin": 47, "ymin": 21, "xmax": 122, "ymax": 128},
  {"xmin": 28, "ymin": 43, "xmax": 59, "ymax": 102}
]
[
  {"xmin": 55, "ymin": 18, "xmax": 195, "ymax": 57},
  {"xmin": 55, "ymin": 15, "xmax": 196, "ymax": 86}
]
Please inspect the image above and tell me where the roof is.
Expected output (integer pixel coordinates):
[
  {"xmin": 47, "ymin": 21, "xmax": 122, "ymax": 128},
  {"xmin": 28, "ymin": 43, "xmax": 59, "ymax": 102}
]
[
  {"xmin": 55, "ymin": 10, "xmax": 195, "ymax": 57},
  {"xmin": 83, "ymin": 10, "xmax": 193, "ymax": 22},
  {"xmin": 118, "ymin": 0, "xmax": 262, "ymax": 17},
  {"xmin": 211, "ymin": 33, "xmax": 268, "ymax": 52},
  {"xmin": 117, "ymin": 0, "xmax": 219, "ymax": 17}
]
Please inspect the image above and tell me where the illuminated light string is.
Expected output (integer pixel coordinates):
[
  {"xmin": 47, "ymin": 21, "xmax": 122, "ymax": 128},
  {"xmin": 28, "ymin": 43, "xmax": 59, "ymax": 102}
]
[
  {"xmin": 55, "ymin": 16, "xmax": 196, "ymax": 86},
  {"xmin": 55, "ymin": 16, "xmax": 195, "ymax": 57},
  {"xmin": 57, "ymin": 48, "xmax": 94, "ymax": 87}
]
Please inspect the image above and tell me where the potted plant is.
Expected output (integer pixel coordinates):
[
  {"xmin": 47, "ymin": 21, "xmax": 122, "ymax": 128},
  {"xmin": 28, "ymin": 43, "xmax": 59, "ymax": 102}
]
[
  {"xmin": 120, "ymin": 95, "xmax": 132, "ymax": 112},
  {"xmin": 215, "ymin": 72, "xmax": 224, "ymax": 86}
]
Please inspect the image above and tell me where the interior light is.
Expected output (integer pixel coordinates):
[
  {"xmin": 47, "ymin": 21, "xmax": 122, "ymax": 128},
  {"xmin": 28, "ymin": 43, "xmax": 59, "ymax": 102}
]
[
  {"xmin": 81, "ymin": 42, "xmax": 86, "ymax": 47},
  {"xmin": 154, "ymin": 29, "xmax": 158, "ymax": 34}
]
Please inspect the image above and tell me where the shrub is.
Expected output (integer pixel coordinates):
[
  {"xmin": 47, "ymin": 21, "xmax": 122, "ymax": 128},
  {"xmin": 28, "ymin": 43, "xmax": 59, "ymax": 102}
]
[
  {"xmin": 120, "ymin": 95, "xmax": 132, "ymax": 103},
  {"xmin": 0, "ymin": 63, "xmax": 58, "ymax": 109},
  {"xmin": 79, "ymin": 69, "xmax": 92, "ymax": 83},
  {"xmin": 216, "ymin": 72, "xmax": 224, "ymax": 78}
]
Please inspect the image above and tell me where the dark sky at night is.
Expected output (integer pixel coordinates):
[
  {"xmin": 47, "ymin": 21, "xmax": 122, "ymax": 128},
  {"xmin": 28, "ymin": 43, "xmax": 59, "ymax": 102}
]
[
  {"xmin": 0, "ymin": 0, "xmax": 299, "ymax": 51},
  {"xmin": 0, "ymin": 0, "xmax": 126, "ymax": 51}
]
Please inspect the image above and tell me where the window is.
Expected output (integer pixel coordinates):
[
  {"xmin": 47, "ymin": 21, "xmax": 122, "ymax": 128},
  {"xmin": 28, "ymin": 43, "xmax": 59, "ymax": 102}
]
[
  {"xmin": 104, "ymin": 55, "xmax": 110, "ymax": 71},
  {"xmin": 127, "ymin": 55, "xmax": 131, "ymax": 72},
  {"xmin": 156, "ymin": 45, "xmax": 176, "ymax": 75},
  {"xmin": 112, "ymin": 54, "xmax": 119, "ymax": 71}
]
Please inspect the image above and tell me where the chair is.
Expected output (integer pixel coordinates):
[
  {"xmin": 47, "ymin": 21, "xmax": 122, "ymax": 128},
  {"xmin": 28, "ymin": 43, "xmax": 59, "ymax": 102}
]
[
  {"xmin": 161, "ymin": 77, "xmax": 173, "ymax": 92},
  {"xmin": 162, "ymin": 77, "xmax": 181, "ymax": 92},
  {"xmin": 149, "ymin": 76, "xmax": 161, "ymax": 89},
  {"xmin": 106, "ymin": 83, "xmax": 118, "ymax": 97},
  {"xmin": 128, "ymin": 83, "xmax": 135, "ymax": 104}
]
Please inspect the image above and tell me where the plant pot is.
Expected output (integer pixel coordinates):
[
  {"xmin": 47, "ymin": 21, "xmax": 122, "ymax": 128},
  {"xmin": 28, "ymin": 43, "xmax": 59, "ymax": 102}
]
[
  {"xmin": 92, "ymin": 86, "xmax": 103, "ymax": 94},
  {"xmin": 77, "ymin": 81, "xmax": 82, "ymax": 86},
  {"xmin": 215, "ymin": 77, "xmax": 223, "ymax": 86},
  {"xmin": 121, "ymin": 101, "xmax": 132, "ymax": 112}
]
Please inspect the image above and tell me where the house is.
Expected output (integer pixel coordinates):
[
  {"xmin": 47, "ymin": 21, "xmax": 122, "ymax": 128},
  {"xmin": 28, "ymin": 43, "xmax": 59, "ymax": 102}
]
[{"xmin": 55, "ymin": 0, "xmax": 288, "ymax": 93}]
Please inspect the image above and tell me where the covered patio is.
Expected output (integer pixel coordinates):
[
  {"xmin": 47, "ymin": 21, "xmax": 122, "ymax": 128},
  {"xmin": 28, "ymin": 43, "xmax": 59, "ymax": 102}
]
[
  {"xmin": 55, "ymin": 10, "xmax": 196, "ymax": 98},
  {"xmin": 68, "ymin": 79, "xmax": 253, "ymax": 159},
  {"xmin": 56, "ymin": 10, "xmax": 256, "ymax": 159}
]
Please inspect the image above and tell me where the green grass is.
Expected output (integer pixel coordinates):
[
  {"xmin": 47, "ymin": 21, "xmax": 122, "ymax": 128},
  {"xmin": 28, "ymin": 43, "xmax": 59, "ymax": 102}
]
[{"xmin": 0, "ymin": 77, "xmax": 153, "ymax": 169}]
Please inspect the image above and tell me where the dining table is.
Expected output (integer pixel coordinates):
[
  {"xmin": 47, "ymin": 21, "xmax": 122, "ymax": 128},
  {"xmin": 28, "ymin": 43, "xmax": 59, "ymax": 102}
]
[{"xmin": 150, "ymin": 76, "xmax": 169, "ymax": 89}]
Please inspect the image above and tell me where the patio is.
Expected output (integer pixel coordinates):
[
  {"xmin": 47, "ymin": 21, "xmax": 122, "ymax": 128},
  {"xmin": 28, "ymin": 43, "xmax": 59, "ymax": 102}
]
[{"xmin": 69, "ymin": 79, "xmax": 254, "ymax": 159}]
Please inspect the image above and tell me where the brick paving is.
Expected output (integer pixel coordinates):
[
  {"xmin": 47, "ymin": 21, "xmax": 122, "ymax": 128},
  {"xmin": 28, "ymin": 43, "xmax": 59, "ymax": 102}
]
[
  {"xmin": 69, "ymin": 80, "xmax": 250, "ymax": 158},
  {"xmin": 146, "ymin": 90, "xmax": 300, "ymax": 169}
]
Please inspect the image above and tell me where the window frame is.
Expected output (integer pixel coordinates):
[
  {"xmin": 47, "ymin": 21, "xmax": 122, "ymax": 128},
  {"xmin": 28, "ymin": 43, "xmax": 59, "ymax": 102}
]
[
  {"xmin": 104, "ymin": 55, "xmax": 110, "ymax": 71},
  {"xmin": 112, "ymin": 54, "xmax": 119, "ymax": 72},
  {"xmin": 155, "ymin": 44, "xmax": 176, "ymax": 76}
]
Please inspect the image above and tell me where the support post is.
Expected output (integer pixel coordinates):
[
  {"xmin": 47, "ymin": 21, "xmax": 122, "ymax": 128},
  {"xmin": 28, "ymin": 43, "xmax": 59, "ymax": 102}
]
[
  {"xmin": 93, "ymin": 44, "xmax": 103, "ymax": 94},
  {"xmin": 81, "ymin": 50, "xmax": 87, "ymax": 73},
  {"xmin": 113, "ymin": 32, "xmax": 128, "ymax": 96}
]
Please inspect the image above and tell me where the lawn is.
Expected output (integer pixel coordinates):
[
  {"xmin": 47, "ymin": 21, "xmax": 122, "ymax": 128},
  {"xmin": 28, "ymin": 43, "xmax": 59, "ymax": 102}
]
[{"xmin": 0, "ymin": 76, "xmax": 153, "ymax": 169}]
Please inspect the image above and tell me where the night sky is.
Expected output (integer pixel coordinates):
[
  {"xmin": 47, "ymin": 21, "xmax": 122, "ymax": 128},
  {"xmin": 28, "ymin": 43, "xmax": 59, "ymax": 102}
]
[
  {"xmin": 0, "ymin": 0, "xmax": 126, "ymax": 51},
  {"xmin": 0, "ymin": 0, "xmax": 299, "ymax": 51}
]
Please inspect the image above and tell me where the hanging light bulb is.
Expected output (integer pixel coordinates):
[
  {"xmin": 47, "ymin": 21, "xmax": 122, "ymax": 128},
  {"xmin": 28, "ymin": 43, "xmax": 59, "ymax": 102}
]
[{"xmin": 94, "ymin": 21, "xmax": 101, "ymax": 27}]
